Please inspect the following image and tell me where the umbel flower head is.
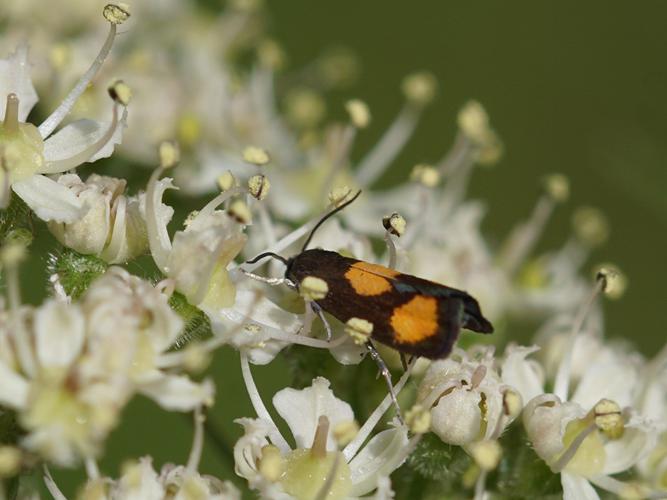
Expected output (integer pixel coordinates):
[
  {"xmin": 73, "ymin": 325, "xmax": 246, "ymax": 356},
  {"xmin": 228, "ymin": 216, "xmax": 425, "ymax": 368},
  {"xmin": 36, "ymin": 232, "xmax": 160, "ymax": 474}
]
[{"xmin": 0, "ymin": 5, "xmax": 129, "ymax": 222}]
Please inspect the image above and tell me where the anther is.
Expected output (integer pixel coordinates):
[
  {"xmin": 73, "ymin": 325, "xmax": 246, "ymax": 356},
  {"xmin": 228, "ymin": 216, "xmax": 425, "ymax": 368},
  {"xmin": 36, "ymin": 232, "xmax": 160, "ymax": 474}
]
[
  {"xmin": 383, "ymin": 212, "xmax": 406, "ymax": 237},
  {"xmin": 228, "ymin": 199, "xmax": 252, "ymax": 225},
  {"xmin": 573, "ymin": 207, "xmax": 609, "ymax": 247},
  {"xmin": 411, "ymin": 164, "xmax": 440, "ymax": 187},
  {"xmin": 242, "ymin": 145, "xmax": 270, "ymax": 166},
  {"xmin": 543, "ymin": 173, "xmax": 570, "ymax": 203},
  {"xmin": 103, "ymin": 3, "xmax": 130, "ymax": 24},
  {"xmin": 595, "ymin": 264, "xmax": 627, "ymax": 300},
  {"xmin": 593, "ymin": 399, "xmax": 625, "ymax": 439},
  {"xmin": 402, "ymin": 71, "xmax": 437, "ymax": 106},
  {"xmin": 333, "ymin": 421, "xmax": 359, "ymax": 448},
  {"xmin": 217, "ymin": 171, "xmax": 236, "ymax": 192},
  {"xmin": 328, "ymin": 185, "xmax": 354, "ymax": 207},
  {"xmin": 469, "ymin": 440, "xmax": 502, "ymax": 472},
  {"xmin": 259, "ymin": 445, "xmax": 285, "ymax": 482},
  {"xmin": 248, "ymin": 174, "xmax": 270, "ymax": 200},
  {"xmin": 405, "ymin": 404, "xmax": 431, "ymax": 434},
  {"xmin": 300, "ymin": 276, "xmax": 329, "ymax": 302},
  {"xmin": 345, "ymin": 317, "xmax": 374, "ymax": 345},
  {"xmin": 158, "ymin": 141, "xmax": 180, "ymax": 169},
  {"xmin": 345, "ymin": 99, "xmax": 371, "ymax": 129},
  {"xmin": 108, "ymin": 80, "xmax": 132, "ymax": 106},
  {"xmin": 458, "ymin": 100, "xmax": 490, "ymax": 144}
]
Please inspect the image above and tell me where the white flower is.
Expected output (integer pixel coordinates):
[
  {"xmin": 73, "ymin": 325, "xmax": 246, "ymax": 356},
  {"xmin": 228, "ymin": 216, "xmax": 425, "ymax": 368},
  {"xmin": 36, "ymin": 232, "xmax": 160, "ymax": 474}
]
[
  {"xmin": 0, "ymin": 265, "xmax": 211, "ymax": 465},
  {"xmin": 0, "ymin": 7, "xmax": 129, "ymax": 222},
  {"xmin": 416, "ymin": 346, "xmax": 521, "ymax": 447},
  {"xmin": 234, "ymin": 361, "xmax": 417, "ymax": 499},
  {"xmin": 47, "ymin": 173, "xmax": 147, "ymax": 263}
]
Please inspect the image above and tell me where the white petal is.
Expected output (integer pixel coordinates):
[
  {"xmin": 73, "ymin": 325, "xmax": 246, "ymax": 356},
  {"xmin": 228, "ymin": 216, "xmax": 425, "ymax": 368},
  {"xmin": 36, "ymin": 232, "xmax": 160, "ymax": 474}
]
[
  {"xmin": 13, "ymin": 175, "xmax": 85, "ymax": 222},
  {"xmin": 501, "ymin": 344, "xmax": 544, "ymax": 404},
  {"xmin": 34, "ymin": 300, "xmax": 85, "ymax": 368},
  {"xmin": 0, "ymin": 43, "xmax": 38, "ymax": 122},
  {"xmin": 139, "ymin": 375, "xmax": 214, "ymax": 411},
  {"xmin": 0, "ymin": 361, "xmax": 29, "ymax": 409},
  {"xmin": 348, "ymin": 428, "xmax": 409, "ymax": 496},
  {"xmin": 602, "ymin": 415, "xmax": 656, "ymax": 475},
  {"xmin": 272, "ymin": 377, "xmax": 354, "ymax": 450},
  {"xmin": 115, "ymin": 456, "xmax": 164, "ymax": 500},
  {"xmin": 42, "ymin": 109, "xmax": 128, "ymax": 171},
  {"xmin": 561, "ymin": 472, "xmax": 600, "ymax": 500}
]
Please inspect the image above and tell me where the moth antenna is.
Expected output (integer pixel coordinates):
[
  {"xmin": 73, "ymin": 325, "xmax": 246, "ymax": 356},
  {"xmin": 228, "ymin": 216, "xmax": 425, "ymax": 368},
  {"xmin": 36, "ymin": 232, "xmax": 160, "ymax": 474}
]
[
  {"xmin": 245, "ymin": 252, "xmax": 288, "ymax": 266},
  {"xmin": 301, "ymin": 190, "xmax": 362, "ymax": 252}
]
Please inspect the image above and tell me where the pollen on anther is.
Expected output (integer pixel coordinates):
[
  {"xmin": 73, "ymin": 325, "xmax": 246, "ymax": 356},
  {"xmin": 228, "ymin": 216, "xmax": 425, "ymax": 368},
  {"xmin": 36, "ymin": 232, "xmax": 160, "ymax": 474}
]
[
  {"xmin": 242, "ymin": 146, "xmax": 270, "ymax": 166},
  {"xmin": 248, "ymin": 174, "xmax": 270, "ymax": 200},
  {"xmin": 383, "ymin": 212, "xmax": 406, "ymax": 237},
  {"xmin": 228, "ymin": 200, "xmax": 252, "ymax": 225},
  {"xmin": 103, "ymin": 3, "xmax": 130, "ymax": 24},
  {"xmin": 345, "ymin": 317, "xmax": 373, "ymax": 345},
  {"xmin": 300, "ymin": 276, "xmax": 329, "ymax": 301}
]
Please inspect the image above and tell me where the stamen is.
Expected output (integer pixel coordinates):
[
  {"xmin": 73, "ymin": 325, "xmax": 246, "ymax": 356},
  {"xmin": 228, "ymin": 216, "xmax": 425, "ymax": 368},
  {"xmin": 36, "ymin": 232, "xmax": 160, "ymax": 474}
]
[
  {"xmin": 342, "ymin": 357, "xmax": 416, "ymax": 461},
  {"xmin": 355, "ymin": 104, "xmax": 422, "ymax": 187},
  {"xmin": 500, "ymin": 174, "xmax": 570, "ymax": 276},
  {"xmin": 84, "ymin": 458, "xmax": 99, "ymax": 480},
  {"xmin": 310, "ymin": 415, "xmax": 330, "ymax": 458},
  {"xmin": 551, "ymin": 420, "xmax": 597, "ymax": 472},
  {"xmin": 43, "ymin": 465, "xmax": 67, "ymax": 500},
  {"xmin": 38, "ymin": 5, "xmax": 127, "ymax": 138},
  {"xmin": 383, "ymin": 212, "xmax": 405, "ymax": 269},
  {"xmin": 186, "ymin": 407, "xmax": 205, "ymax": 473},
  {"xmin": 553, "ymin": 274, "xmax": 606, "ymax": 400},
  {"xmin": 192, "ymin": 186, "xmax": 244, "ymax": 226},
  {"xmin": 3, "ymin": 94, "xmax": 19, "ymax": 134},
  {"xmin": 144, "ymin": 154, "xmax": 176, "ymax": 272},
  {"xmin": 240, "ymin": 352, "xmax": 290, "ymax": 452}
]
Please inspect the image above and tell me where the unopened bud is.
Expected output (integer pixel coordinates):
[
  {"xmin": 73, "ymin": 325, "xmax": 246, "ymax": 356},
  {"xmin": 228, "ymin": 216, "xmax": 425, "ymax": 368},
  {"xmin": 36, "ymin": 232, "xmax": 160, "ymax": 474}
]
[
  {"xmin": 103, "ymin": 3, "xmax": 130, "ymax": 24},
  {"xmin": 595, "ymin": 264, "xmax": 627, "ymax": 300},
  {"xmin": 158, "ymin": 141, "xmax": 180, "ymax": 169},
  {"xmin": 242, "ymin": 146, "xmax": 270, "ymax": 166},
  {"xmin": 383, "ymin": 212, "xmax": 406, "ymax": 237},
  {"xmin": 108, "ymin": 80, "xmax": 132, "ymax": 106},
  {"xmin": 411, "ymin": 164, "xmax": 440, "ymax": 187},
  {"xmin": 228, "ymin": 200, "xmax": 252, "ymax": 225},
  {"xmin": 543, "ymin": 174, "xmax": 570, "ymax": 203},
  {"xmin": 345, "ymin": 317, "xmax": 373, "ymax": 345},
  {"xmin": 300, "ymin": 276, "xmax": 329, "ymax": 301},
  {"xmin": 248, "ymin": 174, "xmax": 270, "ymax": 200},
  {"xmin": 402, "ymin": 72, "xmax": 437, "ymax": 106},
  {"xmin": 345, "ymin": 99, "xmax": 370, "ymax": 129}
]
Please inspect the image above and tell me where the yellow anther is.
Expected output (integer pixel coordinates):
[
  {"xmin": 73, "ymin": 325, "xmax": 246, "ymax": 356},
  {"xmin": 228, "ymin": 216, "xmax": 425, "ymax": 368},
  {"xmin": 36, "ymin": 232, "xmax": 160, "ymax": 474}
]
[
  {"xmin": 573, "ymin": 207, "xmax": 609, "ymax": 247},
  {"xmin": 405, "ymin": 404, "xmax": 432, "ymax": 434},
  {"xmin": 468, "ymin": 440, "xmax": 502, "ymax": 471},
  {"xmin": 333, "ymin": 420, "xmax": 359, "ymax": 448},
  {"xmin": 217, "ymin": 171, "xmax": 236, "ymax": 192},
  {"xmin": 345, "ymin": 99, "xmax": 371, "ymax": 129},
  {"xmin": 543, "ymin": 173, "xmax": 570, "ymax": 203},
  {"xmin": 383, "ymin": 212, "xmax": 407, "ymax": 237},
  {"xmin": 402, "ymin": 72, "xmax": 437, "ymax": 106},
  {"xmin": 300, "ymin": 276, "xmax": 329, "ymax": 301},
  {"xmin": 0, "ymin": 446, "xmax": 21, "ymax": 477},
  {"xmin": 242, "ymin": 146, "xmax": 270, "ymax": 166},
  {"xmin": 328, "ymin": 185, "xmax": 354, "ymax": 207},
  {"xmin": 411, "ymin": 164, "xmax": 440, "ymax": 187},
  {"xmin": 345, "ymin": 317, "xmax": 373, "ymax": 345},
  {"xmin": 158, "ymin": 141, "xmax": 180, "ymax": 169},
  {"xmin": 595, "ymin": 264, "xmax": 627, "ymax": 300},
  {"xmin": 259, "ymin": 445, "xmax": 285, "ymax": 482},
  {"xmin": 248, "ymin": 174, "xmax": 270, "ymax": 200},
  {"xmin": 594, "ymin": 399, "xmax": 625, "ymax": 439},
  {"xmin": 103, "ymin": 3, "xmax": 130, "ymax": 24},
  {"xmin": 108, "ymin": 80, "xmax": 132, "ymax": 106},
  {"xmin": 228, "ymin": 200, "xmax": 252, "ymax": 225}
]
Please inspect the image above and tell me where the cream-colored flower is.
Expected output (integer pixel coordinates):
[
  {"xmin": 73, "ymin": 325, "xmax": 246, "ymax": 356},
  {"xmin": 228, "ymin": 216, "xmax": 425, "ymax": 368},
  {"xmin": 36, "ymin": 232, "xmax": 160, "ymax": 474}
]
[
  {"xmin": 47, "ymin": 173, "xmax": 147, "ymax": 264},
  {"xmin": 234, "ymin": 369, "xmax": 416, "ymax": 499},
  {"xmin": 0, "ymin": 7, "xmax": 129, "ymax": 222}
]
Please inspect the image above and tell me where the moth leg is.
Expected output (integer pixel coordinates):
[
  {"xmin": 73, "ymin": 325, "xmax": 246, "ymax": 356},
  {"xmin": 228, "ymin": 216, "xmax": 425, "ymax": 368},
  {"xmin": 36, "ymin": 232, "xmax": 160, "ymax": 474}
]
[
  {"xmin": 400, "ymin": 353, "xmax": 408, "ymax": 372},
  {"xmin": 240, "ymin": 269, "xmax": 286, "ymax": 286},
  {"xmin": 366, "ymin": 340, "xmax": 404, "ymax": 424},
  {"xmin": 311, "ymin": 302, "xmax": 333, "ymax": 341}
]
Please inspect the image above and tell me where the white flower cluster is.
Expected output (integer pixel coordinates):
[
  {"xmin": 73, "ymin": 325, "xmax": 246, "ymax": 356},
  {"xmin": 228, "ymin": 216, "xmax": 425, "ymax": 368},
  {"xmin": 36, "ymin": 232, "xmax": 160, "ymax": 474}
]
[{"xmin": 0, "ymin": 2, "xmax": 663, "ymax": 500}]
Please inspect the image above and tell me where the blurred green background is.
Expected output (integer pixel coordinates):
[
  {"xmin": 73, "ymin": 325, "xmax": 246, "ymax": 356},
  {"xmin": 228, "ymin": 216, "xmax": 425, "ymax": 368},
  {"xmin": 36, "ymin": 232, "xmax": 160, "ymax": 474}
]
[{"xmin": 12, "ymin": 0, "xmax": 667, "ymax": 496}]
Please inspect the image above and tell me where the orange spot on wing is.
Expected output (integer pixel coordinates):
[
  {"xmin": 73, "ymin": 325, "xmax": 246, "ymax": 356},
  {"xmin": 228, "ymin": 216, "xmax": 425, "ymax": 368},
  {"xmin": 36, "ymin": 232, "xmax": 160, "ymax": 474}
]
[
  {"xmin": 345, "ymin": 267, "xmax": 392, "ymax": 296},
  {"xmin": 390, "ymin": 296, "xmax": 439, "ymax": 344}
]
